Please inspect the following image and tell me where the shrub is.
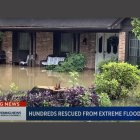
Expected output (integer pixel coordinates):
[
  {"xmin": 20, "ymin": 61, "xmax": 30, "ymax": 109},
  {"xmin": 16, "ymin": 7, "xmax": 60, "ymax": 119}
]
[
  {"xmin": 95, "ymin": 62, "xmax": 140, "ymax": 99},
  {"xmin": 97, "ymin": 57, "xmax": 118, "ymax": 72},
  {"xmin": 45, "ymin": 65, "xmax": 56, "ymax": 70},
  {"xmin": 54, "ymin": 53, "xmax": 86, "ymax": 72},
  {"xmin": 62, "ymin": 86, "xmax": 99, "ymax": 107},
  {"xmin": 9, "ymin": 83, "xmax": 19, "ymax": 94},
  {"xmin": 68, "ymin": 71, "xmax": 79, "ymax": 87},
  {"xmin": 0, "ymin": 86, "xmax": 99, "ymax": 107},
  {"xmin": 0, "ymin": 31, "xmax": 4, "ymax": 42},
  {"xmin": 98, "ymin": 93, "xmax": 112, "ymax": 107}
]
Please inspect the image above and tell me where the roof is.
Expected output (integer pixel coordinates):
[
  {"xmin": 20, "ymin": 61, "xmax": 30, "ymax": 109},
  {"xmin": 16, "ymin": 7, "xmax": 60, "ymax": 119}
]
[{"xmin": 0, "ymin": 18, "xmax": 125, "ymax": 31}]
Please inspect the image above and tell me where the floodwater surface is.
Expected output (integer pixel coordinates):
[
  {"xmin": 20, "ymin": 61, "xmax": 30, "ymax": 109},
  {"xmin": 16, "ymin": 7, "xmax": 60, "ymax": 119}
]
[{"xmin": 0, "ymin": 65, "xmax": 95, "ymax": 91}]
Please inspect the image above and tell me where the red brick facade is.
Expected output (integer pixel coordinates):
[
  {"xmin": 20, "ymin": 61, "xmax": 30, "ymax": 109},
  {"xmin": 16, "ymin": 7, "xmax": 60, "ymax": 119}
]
[
  {"xmin": 2, "ymin": 31, "xmax": 13, "ymax": 64},
  {"xmin": 36, "ymin": 32, "xmax": 53, "ymax": 65},
  {"xmin": 80, "ymin": 33, "xmax": 96, "ymax": 69},
  {"xmin": 118, "ymin": 32, "xmax": 126, "ymax": 62}
]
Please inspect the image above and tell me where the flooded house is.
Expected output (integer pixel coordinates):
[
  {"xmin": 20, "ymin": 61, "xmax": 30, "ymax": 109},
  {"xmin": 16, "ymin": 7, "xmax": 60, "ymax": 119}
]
[
  {"xmin": 0, "ymin": 18, "xmax": 139, "ymax": 90},
  {"xmin": 0, "ymin": 18, "xmax": 137, "ymax": 70}
]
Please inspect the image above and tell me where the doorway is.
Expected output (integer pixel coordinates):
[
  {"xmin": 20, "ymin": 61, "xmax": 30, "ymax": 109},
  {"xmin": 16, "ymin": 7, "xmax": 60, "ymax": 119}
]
[
  {"xmin": 12, "ymin": 32, "xmax": 36, "ymax": 66},
  {"xmin": 95, "ymin": 33, "xmax": 118, "ymax": 71}
]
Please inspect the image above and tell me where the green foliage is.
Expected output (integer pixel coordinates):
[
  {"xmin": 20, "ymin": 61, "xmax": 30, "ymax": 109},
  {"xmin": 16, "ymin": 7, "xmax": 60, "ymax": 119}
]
[
  {"xmin": 43, "ymin": 101, "xmax": 50, "ymax": 107},
  {"xmin": 9, "ymin": 83, "xmax": 19, "ymax": 94},
  {"xmin": 131, "ymin": 18, "xmax": 140, "ymax": 40},
  {"xmin": 68, "ymin": 71, "xmax": 79, "ymax": 87},
  {"xmin": 79, "ymin": 91, "xmax": 92, "ymax": 106},
  {"xmin": 0, "ymin": 31, "xmax": 4, "ymax": 42},
  {"xmin": 45, "ymin": 65, "xmax": 56, "ymax": 70},
  {"xmin": 97, "ymin": 57, "xmax": 118, "ymax": 72},
  {"xmin": 54, "ymin": 53, "xmax": 86, "ymax": 72},
  {"xmin": 134, "ymin": 91, "xmax": 140, "ymax": 99},
  {"xmin": 0, "ymin": 90, "xmax": 3, "ymax": 95},
  {"xmin": 98, "ymin": 93, "xmax": 112, "ymax": 107},
  {"xmin": 95, "ymin": 62, "xmax": 140, "ymax": 99}
]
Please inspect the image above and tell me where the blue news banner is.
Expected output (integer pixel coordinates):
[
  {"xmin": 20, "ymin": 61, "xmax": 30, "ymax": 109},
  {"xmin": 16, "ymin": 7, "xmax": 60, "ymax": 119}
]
[{"xmin": 27, "ymin": 107, "xmax": 140, "ymax": 121}]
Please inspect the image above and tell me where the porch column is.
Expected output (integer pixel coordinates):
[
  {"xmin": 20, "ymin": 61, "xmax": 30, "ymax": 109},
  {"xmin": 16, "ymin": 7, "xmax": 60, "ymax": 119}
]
[
  {"xmin": 2, "ymin": 31, "xmax": 13, "ymax": 64},
  {"xmin": 118, "ymin": 32, "xmax": 126, "ymax": 62},
  {"xmin": 28, "ymin": 34, "xmax": 32, "ymax": 66},
  {"xmin": 32, "ymin": 32, "xmax": 36, "ymax": 67},
  {"xmin": 79, "ymin": 33, "xmax": 96, "ymax": 69}
]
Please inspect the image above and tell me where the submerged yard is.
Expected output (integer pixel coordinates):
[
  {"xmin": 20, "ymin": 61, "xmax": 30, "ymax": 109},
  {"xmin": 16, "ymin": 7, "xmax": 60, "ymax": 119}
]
[
  {"xmin": 0, "ymin": 64, "xmax": 140, "ymax": 106},
  {"xmin": 0, "ymin": 65, "xmax": 94, "ymax": 91}
]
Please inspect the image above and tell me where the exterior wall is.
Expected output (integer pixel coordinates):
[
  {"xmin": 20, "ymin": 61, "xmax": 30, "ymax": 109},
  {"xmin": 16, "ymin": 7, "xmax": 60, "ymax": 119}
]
[
  {"xmin": 0, "ymin": 31, "xmax": 126, "ymax": 69},
  {"xmin": 1, "ymin": 31, "xmax": 13, "ymax": 64},
  {"xmin": 80, "ymin": 33, "xmax": 96, "ymax": 69},
  {"xmin": 118, "ymin": 32, "xmax": 126, "ymax": 62},
  {"xmin": 36, "ymin": 32, "xmax": 53, "ymax": 65}
]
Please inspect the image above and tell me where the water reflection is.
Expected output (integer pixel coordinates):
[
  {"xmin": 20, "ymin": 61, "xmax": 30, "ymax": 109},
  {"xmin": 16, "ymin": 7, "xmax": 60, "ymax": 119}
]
[{"xmin": 0, "ymin": 65, "xmax": 95, "ymax": 91}]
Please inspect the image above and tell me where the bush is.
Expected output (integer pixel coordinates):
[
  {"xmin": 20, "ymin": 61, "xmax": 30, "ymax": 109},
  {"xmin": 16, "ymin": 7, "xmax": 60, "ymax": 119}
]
[
  {"xmin": 63, "ymin": 86, "xmax": 99, "ymax": 107},
  {"xmin": 54, "ymin": 53, "xmax": 86, "ymax": 72},
  {"xmin": 68, "ymin": 71, "xmax": 79, "ymax": 87},
  {"xmin": 9, "ymin": 83, "xmax": 19, "ymax": 94},
  {"xmin": 98, "ymin": 93, "xmax": 112, "ymax": 107},
  {"xmin": 45, "ymin": 65, "xmax": 56, "ymax": 70},
  {"xmin": 97, "ymin": 57, "xmax": 118, "ymax": 72},
  {"xmin": 0, "ymin": 31, "xmax": 4, "ymax": 42},
  {"xmin": 0, "ymin": 86, "xmax": 99, "ymax": 107},
  {"xmin": 95, "ymin": 62, "xmax": 140, "ymax": 99}
]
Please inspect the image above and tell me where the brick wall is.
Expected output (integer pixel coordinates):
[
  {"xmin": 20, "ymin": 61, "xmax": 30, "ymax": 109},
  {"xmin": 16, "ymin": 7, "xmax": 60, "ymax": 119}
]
[
  {"xmin": 80, "ymin": 33, "xmax": 96, "ymax": 69},
  {"xmin": 36, "ymin": 32, "xmax": 53, "ymax": 65},
  {"xmin": 1, "ymin": 31, "xmax": 97, "ymax": 69},
  {"xmin": 2, "ymin": 31, "xmax": 13, "ymax": 64},
  {"xmin": 118, "ymin": 32, "xmax": 126, "ymax": 62}
]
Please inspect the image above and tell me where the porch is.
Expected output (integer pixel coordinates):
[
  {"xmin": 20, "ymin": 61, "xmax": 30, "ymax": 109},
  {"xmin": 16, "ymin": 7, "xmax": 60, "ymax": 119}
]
[
  {"xmin": 0, "ymin": 31, "xmax": 126, "ymax": 70},
  {"xmin": 0, "ymin": 18, "xmax": 128, "ymax": 70}
]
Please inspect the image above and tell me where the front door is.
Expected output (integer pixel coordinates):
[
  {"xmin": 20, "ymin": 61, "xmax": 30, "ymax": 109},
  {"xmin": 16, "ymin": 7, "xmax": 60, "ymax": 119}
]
[{"xmin": 95, "ymin": 33, "xmax": 118, "ymax": 72}]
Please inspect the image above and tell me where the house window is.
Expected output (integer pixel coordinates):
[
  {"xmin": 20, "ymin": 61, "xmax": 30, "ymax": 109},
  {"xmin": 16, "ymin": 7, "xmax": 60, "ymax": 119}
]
[
  {"xmin": 128, "ymin": 32, "xmax": 140, "ymax": 65},
  {"xmin": 99, "ymin": 37, "xmax": 102, "ymax": 53},
  {"xmin": 113, "ymin": 45, "xmax": 118, "ymax": 54},
  {"xmin": 61, "ymin": 33, "xmax": 74, "ymax": 53},
  {"xmin": 53, "ymin": 32, "xmax": 80, "ymax": 56},
  {"xmin": 107, "ymin": 39, "xmax": 111, "ymax": 53},
  {"xmin": 18, "ymin": 32, "xmax": 31, "ymax": 50}
]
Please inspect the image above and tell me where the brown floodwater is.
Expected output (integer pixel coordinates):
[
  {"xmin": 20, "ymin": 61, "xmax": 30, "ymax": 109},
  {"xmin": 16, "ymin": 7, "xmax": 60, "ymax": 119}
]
[{"xmin": 0, "ymin": 65, "xmax": 95, "ymax": 91}]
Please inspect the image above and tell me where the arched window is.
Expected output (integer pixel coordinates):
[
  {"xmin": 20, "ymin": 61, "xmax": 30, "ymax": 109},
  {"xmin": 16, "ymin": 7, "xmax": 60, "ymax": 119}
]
[
  {"xmin": 107, "ymin": 39, "xmax": 111, "ymax": 53},
  {"xmin": 108, "ymin": 35, "xmax": 118, "ymax": 54},
  {"xmin": 99, "ymin": 37, "xmax": 102, "ymax": 53},
  {"xmin": 113, "ymin": 44, "xmax": 118, "ymax": 54}
]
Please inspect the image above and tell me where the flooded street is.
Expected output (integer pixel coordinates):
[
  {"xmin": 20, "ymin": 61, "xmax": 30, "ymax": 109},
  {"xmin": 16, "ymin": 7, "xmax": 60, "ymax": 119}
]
[{"xmin": 0, "ymin": 65, "xmax": 95, "ymax": 91}]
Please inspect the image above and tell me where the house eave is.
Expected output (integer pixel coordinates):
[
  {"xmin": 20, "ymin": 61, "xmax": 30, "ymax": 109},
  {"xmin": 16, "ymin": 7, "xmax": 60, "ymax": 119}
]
[
  {"xmin": 0, "ymin": 26, "xmax": 121, "ymax": 32},
  {"xmin": 0, "ymin": 18, "xmax": 125, "ymax": 31}
]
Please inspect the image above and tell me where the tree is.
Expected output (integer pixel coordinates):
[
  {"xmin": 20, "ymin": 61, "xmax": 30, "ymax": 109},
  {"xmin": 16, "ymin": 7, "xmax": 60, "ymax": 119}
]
[
  {"xmin": 131, "ymin": 18, "xmax": 140, "ymax": 40},
  {"xmin": 0, "ymin": 31, "xmax": 4, "ymax": 50},
  {"xmin": 0, "ymin": 32, "xmax": 4, "ymax": 42}
]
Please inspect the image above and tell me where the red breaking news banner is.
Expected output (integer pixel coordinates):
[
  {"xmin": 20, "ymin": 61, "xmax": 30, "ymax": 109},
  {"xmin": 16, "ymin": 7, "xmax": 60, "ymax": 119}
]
[{"xmin": 0, "ymin": 101, "xmax": 26, "ymax": 107}]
